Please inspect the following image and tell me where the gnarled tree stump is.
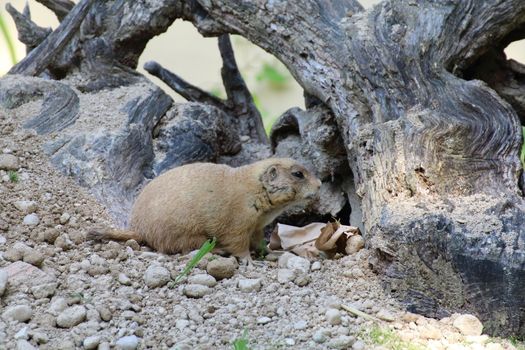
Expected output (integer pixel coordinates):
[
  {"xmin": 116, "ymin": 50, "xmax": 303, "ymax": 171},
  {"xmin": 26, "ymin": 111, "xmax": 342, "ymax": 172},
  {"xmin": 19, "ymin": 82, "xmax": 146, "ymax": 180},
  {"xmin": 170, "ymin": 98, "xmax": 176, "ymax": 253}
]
[{"xmin": 2, "ymin": 0, "xmax": 525, "ymax": 336}]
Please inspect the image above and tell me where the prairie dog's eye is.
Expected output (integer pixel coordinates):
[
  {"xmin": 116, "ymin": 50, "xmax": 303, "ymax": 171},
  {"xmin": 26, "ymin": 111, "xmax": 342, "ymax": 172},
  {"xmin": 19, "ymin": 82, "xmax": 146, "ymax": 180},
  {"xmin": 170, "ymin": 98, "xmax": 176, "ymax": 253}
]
[{"xmin": 292, "ymin": 171, "xmax": 305, "ymax": 179}]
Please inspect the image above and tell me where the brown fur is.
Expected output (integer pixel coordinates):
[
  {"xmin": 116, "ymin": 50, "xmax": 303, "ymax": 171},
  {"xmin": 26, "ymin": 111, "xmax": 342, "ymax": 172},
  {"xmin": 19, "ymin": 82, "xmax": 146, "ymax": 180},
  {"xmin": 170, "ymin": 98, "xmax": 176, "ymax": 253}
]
[{"xmin": 89, "ymin": 158, "xmax": 321, "ymax": 258}]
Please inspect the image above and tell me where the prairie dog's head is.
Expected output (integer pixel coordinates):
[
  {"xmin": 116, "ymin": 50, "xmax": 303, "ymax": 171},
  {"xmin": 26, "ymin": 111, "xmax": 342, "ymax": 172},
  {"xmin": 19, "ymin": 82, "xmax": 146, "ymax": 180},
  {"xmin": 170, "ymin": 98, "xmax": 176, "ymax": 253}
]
[{"xmin": 259, "ymin": 158, "xmax": 322, "ymax": 208}]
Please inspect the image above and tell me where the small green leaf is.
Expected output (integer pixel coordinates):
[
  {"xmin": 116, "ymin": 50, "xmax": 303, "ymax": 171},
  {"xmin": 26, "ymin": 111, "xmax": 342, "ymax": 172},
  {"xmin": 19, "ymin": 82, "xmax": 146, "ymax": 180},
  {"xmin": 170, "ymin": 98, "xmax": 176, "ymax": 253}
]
[
  {"xmin": 170, "ymin": 237, "xmax": 216, "ymax": 287},
  {"xmin": 256, "ymin": 63, "xmax": 288, "ymax": 85},
  {"xmin": 8, "ymin": 171, "xmax": 18, "ymax": 183},
  {"xmin": 0, "ymin": 11, "xmax": 18, "ymax": 65},
  {"xmin": 232, "ymin": 329, "xmax": 250, "ymax": 350}
]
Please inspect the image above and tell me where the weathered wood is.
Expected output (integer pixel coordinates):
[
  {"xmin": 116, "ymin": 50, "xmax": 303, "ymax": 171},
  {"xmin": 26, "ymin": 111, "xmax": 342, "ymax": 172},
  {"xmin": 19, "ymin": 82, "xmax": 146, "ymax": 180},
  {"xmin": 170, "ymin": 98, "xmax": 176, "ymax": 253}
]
[
  {"xmin": 4, "ymin": 0, "xmax": 525, "ymax": 336},
  {"xmin": 5, "ymin": 3, "xmax": 51, "ymax": 53},
  {"xmin": 145, "ymin": 35, "xmax": 268, "ymax": 144}
]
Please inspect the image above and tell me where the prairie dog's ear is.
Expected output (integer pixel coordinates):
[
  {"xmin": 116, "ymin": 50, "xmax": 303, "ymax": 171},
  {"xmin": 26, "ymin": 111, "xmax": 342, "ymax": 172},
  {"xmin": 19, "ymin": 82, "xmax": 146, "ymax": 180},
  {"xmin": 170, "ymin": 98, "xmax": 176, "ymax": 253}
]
[{"xmin": 261, "ymin": 165, "xmax": 279, "ymax": 188}]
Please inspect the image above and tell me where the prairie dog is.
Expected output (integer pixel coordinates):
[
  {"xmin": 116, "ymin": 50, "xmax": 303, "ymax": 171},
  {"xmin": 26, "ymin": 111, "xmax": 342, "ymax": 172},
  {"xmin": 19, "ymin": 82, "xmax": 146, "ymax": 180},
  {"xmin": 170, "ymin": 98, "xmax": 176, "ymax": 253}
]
[{"xmin": 89, "ymin": 158, "xmax": 321, "ymax": 259}]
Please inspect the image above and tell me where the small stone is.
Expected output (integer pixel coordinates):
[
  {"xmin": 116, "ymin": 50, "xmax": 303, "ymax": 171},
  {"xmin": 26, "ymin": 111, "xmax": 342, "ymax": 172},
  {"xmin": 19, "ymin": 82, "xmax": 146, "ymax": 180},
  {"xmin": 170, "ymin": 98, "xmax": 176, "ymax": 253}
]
[
  {"xmin": 13, "ymin": 200, "xmax": 37, "ymax": 214},
  {"xmin": 183, "ymin": 284, "xmax": 212, "ymax": 298},
  {"xmin": 99, "ymin": 342, "xmax": 111, "ymax": 350},
  {"xmin": 2, "ymin": 304, "xmax": 32, "ymax": 322},
  {"xmin": 23, "ymin": 250, "xmax": 45, "ymax": 267},
  {"xmin": 125, "ymin": 239, "xmax": 140, "ymax": 251},
  {"xmin": 59, "ymin": 213, "xmax": 71, "ymax": 225},
  {"xmin": 0, "ymin": 154, "xmax": 19, "ymax": 170},
  {"xmin": 293, "ymin": 320, "xmax": 308, "ymax": 330},
  {"xmin": 30, "ymin": 331, "xmax": 49, "ymax": 344},
  {"xmin": 4, "ymin": 247, "xmax": 23, "ymax": 261},
  {"xmin": 16, "ymin": 340, "xmax": 36, "ymax": 350},
  {"xmin": 116, "ymin": 335, "xmax": 139, "ymax": 350},
  {"xmin": 0, "ymin": 269, "xmax": 7, "ymax": 296},
  {"xmin": 328, "ymin": 335, "xmax": 354, "ymax": 349},
  {"xmin": 118, "ymin": 273, "xmax": 132, "ymax": 286},
  {"xmin": 240, "ymin": 135, "xmax": 250, "ymax": 142},
  {"xmin": 345, "ymin": 235, "xmax": 365, "ymax": 254},
  {"xmin": 293, "ymin": 273, "xmax": 310, "ymax": 286},
  {"xmin": 376, "ymin": 309, "xmax": 395, "ymax": 322},
  {"xmin": 83, "ymin": 335, "xmax": 101, "ymax": 350},
  {"xmin": 206, "ymin": 257, "xmax": 238, "ymax": 280},
  {"xmin": 56, "ymin": 305, "xmax": 86, "ymax": 328},
  {"xmin": 313, "ymin": 330, "xmax": 327, "ymax": 343},
  {"xmin": 31, "ymin": 282, "xmax": 57, "ymax": 299},
  {"xmin": 48, "ymin": 297, "xmax": 68, "ymax": 314},
  {"xmin": 187, "ymin": 274, "xmax": 217, "ymax": 287},
  {"xmin": 97, "ymin": 306, "xmax": 112, "ymax": 322},
  {"xmin": 176, "ymin": 319, "xmax": 190, "ymax": 330},
  {"xmin": 352, "ymin": 340, "xmax": 366, "ymax": 350},
  {"xmin": 326, "ymin": 308, "xmax": 342, "ymax": 325},
  {"xmin": 419, "ymin": 325, "xmax": 442, "ymax": 339},
  {"xmin": 256, "ymin": 316, "xmax": 272, "ymax": 324},
  {"xmin": 284, "ymin": 338, "xmax": 295, "ymax": 346},
  {"xmin": 22, "ymin": 214, "xmax": 39, "ymax": 226},
  {"xmin": 238, "ymin": 278, "xmax": 262, "ymax": 292},
  {"xmin": 14, "ymin": 326, "xmax": 29, "ymax": 339},
  {"xmin": 144, "ymin": 264, "xmax": 170, "ymax": 288},
  {"xmin": 277, "ymin": 269, "xmax": 296, "ymax": 284},
  {"xmin": 287, "ymin": 256, "xmax": 310, "ymax": 273},
  {"xmin": 311, "ymin": 261, "xmax": 322, "ymax": 271},
  {"xmin": 54, "ymin": 234, "xmax": 73, "ymax": 250},
  {"xmin": 453, "ymin": 314, "xmax": 483, "ymax": 336}
]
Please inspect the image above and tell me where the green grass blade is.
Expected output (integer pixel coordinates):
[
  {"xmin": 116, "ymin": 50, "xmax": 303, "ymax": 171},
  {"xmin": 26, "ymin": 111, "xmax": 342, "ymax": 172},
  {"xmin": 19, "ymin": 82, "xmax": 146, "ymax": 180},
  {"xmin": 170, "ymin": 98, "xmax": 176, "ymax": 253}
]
[
  {"xmin": 0, "ymin": 11, "xmax": 18, "ymax": 65},
  {"xmin": 172, "ymin": 237, "xmax": 216, "ymax": 285},
  {"xmin": 232, "ymin": 329, "xmax": 250, "ymax": 350},
  {"xmin": 521, "ymin": 127, "xmax": 525, "ymax": 168}
]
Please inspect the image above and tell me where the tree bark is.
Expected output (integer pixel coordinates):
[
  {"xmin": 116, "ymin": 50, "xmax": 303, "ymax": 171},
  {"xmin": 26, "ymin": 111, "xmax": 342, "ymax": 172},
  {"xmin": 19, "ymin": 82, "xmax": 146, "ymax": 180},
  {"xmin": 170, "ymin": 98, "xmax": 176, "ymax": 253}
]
[{"xmin": 3, "ymin": 0, "xmax": 525, "ymax": 336}]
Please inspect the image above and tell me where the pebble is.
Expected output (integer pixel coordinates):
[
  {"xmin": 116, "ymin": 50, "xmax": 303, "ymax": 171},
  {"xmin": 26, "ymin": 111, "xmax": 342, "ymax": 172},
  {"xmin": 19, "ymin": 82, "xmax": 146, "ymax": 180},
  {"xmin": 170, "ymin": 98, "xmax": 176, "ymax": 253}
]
[
  {"xmin": 345, "ymin": 235, "xmax": 365, "ymax": 254},
  {"xmin": 293, "ymin": 273, "xmax": 310, "ymax": 286},
  {"xmin": 16, "ymin": 340, "xmax": 36, "ymax": 350},
  {"xmin": 2, "ymin": 305, "xmax": 32, "ymax": 322},
  {"xmin": 115, "ymin": 335, "xmax": 139, "ymax": 350},
  {"xmin": 453, "ymin": 314, "xmax": 483, "ymax": 336},
  {"xmin": 311, "ymin": 261, "xmax": 322, "ymax": 271},
  {"xmin": 183, "ymin": 284, "xmax": 212, "ymax": 298},
  {"xmin": 13, "ymin": 200, "xmax": 37, "ymax": 214},
  {"xmin": 328, "ymin": 335, "xmax": 354, "ymax": 349},
  {"xmin": 0, "ymin": 269, "xmax": 7, "ymax": 296},
  {"xmin": 352, "ymin": 340, "xmax": 366, "ymax": 350},
  {"xmin": 256, "ymin": 316, "xmax": 272, "ymax": 324},
  {"xmin": 176, "ymin": 319, "xmax": 190, "ymax": 330},
  {"xmin": 206, "ymin": 257, "xmax": 238, "ymax": 280},
  {"xmin": 23, "ymin": 250, "xmax": 45, "ymax": 267},
  {"xmin": 22, "ymin": 214, "xmax": 39, "ymax": 226},
  {"xmin": 313, "ymin": 330, "xmax": 327, "ymax": 343},
  {"xmin": 56, "ymin": 305, "xmax": 86, "ymax": 328},
  {"xmin": 144, "ymin": 264, "xmax": 170, "ymax": 288},
  {"xmin": 277, "ymin": 269, "xmax": 296, "ymax": 284},
  {"xmin": 293, "ymin": 320, "xmax": 308, "ymax": 330},
  {"xmin": 83, "ymin": 335, "xmax": 101, "ymax": 350},
  {"xmin": 187, "ymin": 274, "xmax": 217, "ymax": 287},
  {"xmin": 286, "ymin": 256, "xmax": 311, "ymax": 274},
  {"xmin": 48, "ymin": 297, "xmax": 68, "ymax": 314},
  {"xmin": 326, "ymin": 308, "xmax": 342, "ymax": 325},
  {"xmin": 59, "ymin": 212, "xmax": 71, "ymax": 224},
  {"xmin": 238, "ymin": 278, "xmax": 262, "ymax": 292},
  {"xmin": 284, "ymin": 338, "xmax": 295, "ymax": 346},
  {"xmin": 0, "ymin": 154, "xmax": 19, "ymax": 170},
  {"xmin": 376, "ymin": 308, "xmax": 395, "ymax": 322},
  {"xmin": 419, "ymin": 324, "xmax": 442, "ymax": 339},
  {"xmin": 118, "ymin": 273, "xmax": 132, "ymax": 286},
  {"xmin": 14, "ymin": 326, "xmax": 29, "ymax": 339},
  {"xmin": 31, "ymin": 282, "xmax": 57, "ymax": 298}
]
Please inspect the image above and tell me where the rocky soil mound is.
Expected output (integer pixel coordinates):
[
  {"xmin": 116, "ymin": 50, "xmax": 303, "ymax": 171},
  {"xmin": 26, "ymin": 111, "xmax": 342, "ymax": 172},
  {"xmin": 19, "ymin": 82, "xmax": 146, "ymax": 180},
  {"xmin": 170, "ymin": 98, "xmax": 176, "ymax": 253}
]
[{"xmin": 0, "ymin": 108, "xmax": 521, "ymax": 349}]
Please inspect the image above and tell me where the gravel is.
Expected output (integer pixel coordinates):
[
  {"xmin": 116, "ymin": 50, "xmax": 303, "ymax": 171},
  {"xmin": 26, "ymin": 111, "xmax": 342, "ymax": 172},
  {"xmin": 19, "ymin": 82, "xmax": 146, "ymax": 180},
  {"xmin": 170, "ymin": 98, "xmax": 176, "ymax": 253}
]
[{"xmin": 0, "ymin": 105, "xmax": 519, "ymax": 350}]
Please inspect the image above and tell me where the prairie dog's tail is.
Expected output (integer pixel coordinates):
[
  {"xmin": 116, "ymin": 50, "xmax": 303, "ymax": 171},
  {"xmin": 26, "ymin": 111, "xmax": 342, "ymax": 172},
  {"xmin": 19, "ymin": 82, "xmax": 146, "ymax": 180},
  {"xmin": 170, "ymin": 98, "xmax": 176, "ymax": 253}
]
[{"xmin": 86, "ymin": 228, "xmax": 143, "ymax": 243}]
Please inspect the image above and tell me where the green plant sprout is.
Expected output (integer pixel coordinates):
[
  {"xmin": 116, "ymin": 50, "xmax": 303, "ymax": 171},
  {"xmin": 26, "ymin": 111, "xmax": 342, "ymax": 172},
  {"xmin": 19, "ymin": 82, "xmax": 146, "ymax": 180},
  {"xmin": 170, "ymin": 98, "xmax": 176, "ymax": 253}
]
[
  {"xmin": 169, "ymin": 237, "xmax": 216, "ymax": 287},
  {"xmin": 232, "ymin": 329, "xmax": 251, "ymax": 350},
  {"xmin": 0, "ymin": 11, "xmax": 18, "ymax": 65},
  {"xmin": 8, "ymin": 170, "xmax": 19, "ymax": 183}
]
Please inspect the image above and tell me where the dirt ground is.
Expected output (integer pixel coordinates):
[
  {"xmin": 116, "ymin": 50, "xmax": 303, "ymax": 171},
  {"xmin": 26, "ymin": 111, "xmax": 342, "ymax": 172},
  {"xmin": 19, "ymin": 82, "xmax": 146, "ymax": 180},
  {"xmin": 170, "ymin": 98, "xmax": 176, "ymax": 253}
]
[{"xmin": 0, "ymin": 106, "xmax": 522, "ymax": 350}]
